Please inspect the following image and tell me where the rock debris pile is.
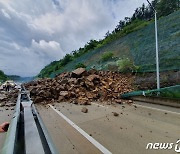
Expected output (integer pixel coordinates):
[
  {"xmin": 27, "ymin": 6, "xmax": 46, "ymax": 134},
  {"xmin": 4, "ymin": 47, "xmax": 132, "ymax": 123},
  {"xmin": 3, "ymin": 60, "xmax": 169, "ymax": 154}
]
[
  {"xmin": 25, "ymin": 68, "xmax": 134, "ymax": 105},
  {"xmin": 0, "ymin": 90, "xmax": 18, "ymax": 108}
]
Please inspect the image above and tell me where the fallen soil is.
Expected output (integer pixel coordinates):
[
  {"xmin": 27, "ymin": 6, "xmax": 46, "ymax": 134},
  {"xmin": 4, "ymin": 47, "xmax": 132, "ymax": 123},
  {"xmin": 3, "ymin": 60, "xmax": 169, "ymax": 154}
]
[{"xmin": 24, "ymin": 68, "xmax": 134, "ymax": 105}]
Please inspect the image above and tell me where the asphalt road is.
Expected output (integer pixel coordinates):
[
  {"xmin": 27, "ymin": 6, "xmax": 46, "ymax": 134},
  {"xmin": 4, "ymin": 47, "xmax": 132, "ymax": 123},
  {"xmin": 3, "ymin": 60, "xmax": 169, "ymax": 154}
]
[{"xmin": 37, "ymin": 101, "xmax": 180, "ymax": 154}]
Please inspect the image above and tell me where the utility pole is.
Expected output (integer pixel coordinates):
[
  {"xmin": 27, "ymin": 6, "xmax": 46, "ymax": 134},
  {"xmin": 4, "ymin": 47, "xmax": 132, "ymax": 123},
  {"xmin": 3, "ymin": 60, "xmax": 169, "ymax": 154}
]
[{"xmin": 147, "ymin": 0, "xmax": 160, "ymax": 90}]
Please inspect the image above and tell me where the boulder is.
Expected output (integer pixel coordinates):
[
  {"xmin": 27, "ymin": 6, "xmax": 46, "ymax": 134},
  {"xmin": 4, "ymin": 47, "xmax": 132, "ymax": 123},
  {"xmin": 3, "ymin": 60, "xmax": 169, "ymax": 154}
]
[{"xmin": 72, "ymin": 68, "xmax": 86, "ymax": 78}]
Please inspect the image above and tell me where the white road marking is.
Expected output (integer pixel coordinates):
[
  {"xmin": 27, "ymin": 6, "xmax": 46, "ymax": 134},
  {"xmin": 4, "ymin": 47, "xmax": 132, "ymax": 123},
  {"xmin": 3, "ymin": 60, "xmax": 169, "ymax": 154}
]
[
  {"xmin": 91, "ymin": 102, "xmax": 109, "ymax": 109},
  {"xmin": 49, "ymin": 104, "xmax": 112, "ymax": 154},
  {"xmin": 134, "ymin": 104, "xmax": 180, "ymax": 115}
]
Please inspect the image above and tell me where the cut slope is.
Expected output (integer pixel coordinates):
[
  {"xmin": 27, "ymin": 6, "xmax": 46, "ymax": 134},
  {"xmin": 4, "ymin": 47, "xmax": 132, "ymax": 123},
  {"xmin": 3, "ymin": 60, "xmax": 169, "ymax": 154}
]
[{"xmin": 39, "ymin": 10, "xmax": 180, "ymax": 78}]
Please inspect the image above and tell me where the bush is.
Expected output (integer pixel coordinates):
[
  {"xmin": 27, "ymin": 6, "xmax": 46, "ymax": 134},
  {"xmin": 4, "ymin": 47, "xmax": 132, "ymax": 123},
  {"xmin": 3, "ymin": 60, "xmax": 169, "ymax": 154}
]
[
  {"xmin": 101, "ymin": 51, "xmax": 114, "ymax": 62},
  {"xmin": 116, "ymin": 58, "xmax": 139, "ymax": 72},
  {"xmin": 75, "ymin": 63, "xmax": 86, "ymax": 69}
]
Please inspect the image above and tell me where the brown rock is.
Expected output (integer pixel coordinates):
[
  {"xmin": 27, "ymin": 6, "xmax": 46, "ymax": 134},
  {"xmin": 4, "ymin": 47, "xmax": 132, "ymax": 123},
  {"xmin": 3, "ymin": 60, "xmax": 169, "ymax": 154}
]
[
  {"xmin": 60, "ymin": 91, "xmax": 69, "ymax": 97},
  {"xmin": 58, "ymin": 96, "xmax": 64, "ymax": 101},
  {"xmin": 77, "ymin": 97, "xmax": 89, "ymax": 105},
  {"xmin": 30, "ymin": 88, "xmax": 37, "ymax": 96},
  {"xmin": 59, "ymin": 79, "xmax": 69, "ymax": 84},
  {"xmin": 85, "ymin": 80, "xmax": 94, "ymax": 89},
  {"xmin": 72, "ymin": 68, "xmax": 86, "ymax": 78},
  {"xmin": 113, "ymin": 112, "xmax": 119, "ymax": 116},
  {"xmin": 68, "ymin": 78, "xmax": 77, "ymax": 83},
  {"xmin": 81, "ymin": 107, "xmax": 88, "ymax": 113},
  {"xmin": 88, "ymin": 69, "xmax": 97, "ymax": 75},
  {"xmin": 86, "ymin": 92, "xmax": 94, "ymax": 99},
  {"xmin": 87, "ymin": 75, "xmax": 100, "ymax": 82},
  {"xmin": 115, "ymin": 99, "xmax": 123, "ymax": 104},
  {"xmin": 34, "ymin": 96, "xmax": 44, "ymax": 103}
]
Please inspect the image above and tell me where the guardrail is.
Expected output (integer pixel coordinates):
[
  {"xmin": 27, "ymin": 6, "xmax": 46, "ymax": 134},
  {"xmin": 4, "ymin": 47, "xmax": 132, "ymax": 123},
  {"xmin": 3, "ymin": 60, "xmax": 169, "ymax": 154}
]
[{"xmin": 1, "ymin": 86, "xmax": 58, "ymax": 154}]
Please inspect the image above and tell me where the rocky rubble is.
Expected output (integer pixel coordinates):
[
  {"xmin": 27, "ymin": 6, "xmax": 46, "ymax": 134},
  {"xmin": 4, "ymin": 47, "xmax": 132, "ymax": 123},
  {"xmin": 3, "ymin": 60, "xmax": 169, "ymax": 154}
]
[
  {"xmin": 0, "ymin": 90, "xmax": 18, "ymax": 108},
  {"xmin": 25, "ymin": 68, "xmax": 134, "ymax": 105}
]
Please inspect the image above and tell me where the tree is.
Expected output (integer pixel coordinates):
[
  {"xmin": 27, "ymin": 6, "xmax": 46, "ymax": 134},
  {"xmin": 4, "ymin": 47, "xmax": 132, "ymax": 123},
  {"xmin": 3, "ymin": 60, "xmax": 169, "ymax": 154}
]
[
  {"xmin": 157, "ymin": 0, "xmax": 179, "ymax": 17},
  {"xmin": 105, "ymin": 31, "xmax": 110, "ymax": 38},
  {"xmin": 61, "ymin": 54, "xmax": 73, "ymax": 66},
  {"xmin": 115, "ymin": 20, "xmax": 125, "ymax": 32}
]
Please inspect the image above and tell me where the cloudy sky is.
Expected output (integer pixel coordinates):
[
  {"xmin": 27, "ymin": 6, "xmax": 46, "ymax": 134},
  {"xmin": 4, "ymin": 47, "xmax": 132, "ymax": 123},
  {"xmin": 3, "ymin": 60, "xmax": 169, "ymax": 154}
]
[{"xmin": 0, "ymin": 0, "xmax": 147, "ymax": 77}]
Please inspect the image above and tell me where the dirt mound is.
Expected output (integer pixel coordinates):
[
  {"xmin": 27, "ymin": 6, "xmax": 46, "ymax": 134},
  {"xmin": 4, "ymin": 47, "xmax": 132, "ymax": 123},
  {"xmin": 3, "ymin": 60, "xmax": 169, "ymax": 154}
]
[{"xmin": 25, "ymin": 68, "xmax": 134, "ymax": 105}]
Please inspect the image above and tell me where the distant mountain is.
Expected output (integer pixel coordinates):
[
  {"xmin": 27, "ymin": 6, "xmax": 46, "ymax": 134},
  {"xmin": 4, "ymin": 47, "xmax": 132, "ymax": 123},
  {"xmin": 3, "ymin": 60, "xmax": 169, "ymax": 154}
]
[
  {"xmin": 8, "ymin": 75, "xmax": 35, "ymax": 83},
  {"xmin": 7, "ymin": 75, "xmax": 21, "ymax": 81},
  {"xmin": 16, "ymin": 77, "xmax": 35, "ymax": 83}
]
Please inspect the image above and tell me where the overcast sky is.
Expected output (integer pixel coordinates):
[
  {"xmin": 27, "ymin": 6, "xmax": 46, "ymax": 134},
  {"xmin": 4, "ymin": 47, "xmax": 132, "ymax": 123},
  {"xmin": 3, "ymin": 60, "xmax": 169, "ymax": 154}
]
[{"xmin": 0, "ymin": 0, "xmax": 147, "ymax": 77}]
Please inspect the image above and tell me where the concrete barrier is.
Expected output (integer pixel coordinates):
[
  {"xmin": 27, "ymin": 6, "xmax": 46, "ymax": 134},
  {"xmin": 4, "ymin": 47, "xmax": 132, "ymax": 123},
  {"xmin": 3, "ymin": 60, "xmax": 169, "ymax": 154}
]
[{"xmin": 131, "ymin": 96, "xmax": 180, "ymax": 108}]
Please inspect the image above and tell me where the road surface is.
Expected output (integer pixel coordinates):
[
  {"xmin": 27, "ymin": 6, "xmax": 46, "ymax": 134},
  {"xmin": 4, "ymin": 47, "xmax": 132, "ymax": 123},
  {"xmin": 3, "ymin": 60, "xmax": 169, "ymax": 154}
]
[{"xmin": 36, "ymin": 101, "xmax": 180, "ymax": 154}]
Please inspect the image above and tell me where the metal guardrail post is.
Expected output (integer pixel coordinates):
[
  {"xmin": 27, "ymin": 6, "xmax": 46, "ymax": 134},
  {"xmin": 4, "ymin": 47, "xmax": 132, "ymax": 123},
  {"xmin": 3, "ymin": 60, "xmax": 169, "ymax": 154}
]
[{"xmin": 1, "ymin": 92, "xmax": 21, "ymax": 154}]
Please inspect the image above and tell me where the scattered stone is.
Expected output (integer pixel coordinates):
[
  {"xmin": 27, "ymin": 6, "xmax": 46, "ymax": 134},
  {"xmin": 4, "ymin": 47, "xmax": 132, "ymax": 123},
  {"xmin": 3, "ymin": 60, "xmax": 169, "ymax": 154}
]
[
  {"xmin": 128, "ymin": 100, "xmax": 133, "ymax": 104},
  {"xmin": 112, "ymin": 112, "xmax": 119, "ymax": 116},
  {"xmin": 81, "ymin": 107, "xmax": 88, "ymax": 113},
  {"xmin": 115, "ymin": 99, "xmax": 122, "ymax": 104}
]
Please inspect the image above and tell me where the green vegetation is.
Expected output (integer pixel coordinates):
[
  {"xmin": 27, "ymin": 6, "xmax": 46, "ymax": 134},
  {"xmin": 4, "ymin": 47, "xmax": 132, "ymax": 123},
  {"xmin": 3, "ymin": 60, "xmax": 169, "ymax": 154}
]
[
  {"xmin": 0, "ymin": 70, "xmax": 8, "ymax": 82},
  {"xmin": 38, "ymin": 0, "xmax": 180, "ymax": 78},
  {"xmin": 101, "ymin": 52, "xmax": 113, "ymax": 62},
  {"xmin": 116, "ymin": 58, "xmax": 139, "ymax": 72},
  {"xmin": 75, "ymin": 63, "xmax": 86, "ymax": 69}
]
